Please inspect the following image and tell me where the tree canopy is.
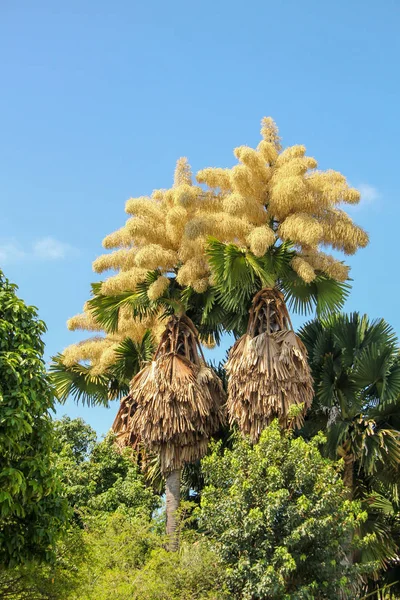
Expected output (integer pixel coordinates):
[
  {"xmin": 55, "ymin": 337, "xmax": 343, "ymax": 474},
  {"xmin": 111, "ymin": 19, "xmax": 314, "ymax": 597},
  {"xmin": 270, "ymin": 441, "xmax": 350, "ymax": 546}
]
[
  {"xmin": 0, "ymin": 270, "xmax": 68, "ymax": 565},
  {"xmin": 199, "ymin": 421, "xmax": 373, "ymax": 599}
]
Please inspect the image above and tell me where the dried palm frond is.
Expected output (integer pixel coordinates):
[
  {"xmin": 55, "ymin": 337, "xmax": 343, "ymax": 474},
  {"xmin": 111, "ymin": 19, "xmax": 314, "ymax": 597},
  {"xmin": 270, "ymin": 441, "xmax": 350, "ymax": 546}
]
[
  {"xmin": 226, "ymin": 288, "xmax": 313, "ymax": 441},
  {"xmin": 112, "ymin": 395, "xmax": 140, "ymax": 450},
  {"xmin": 113, "ymin": 315, "xmax": 225, "ymax": 474}
]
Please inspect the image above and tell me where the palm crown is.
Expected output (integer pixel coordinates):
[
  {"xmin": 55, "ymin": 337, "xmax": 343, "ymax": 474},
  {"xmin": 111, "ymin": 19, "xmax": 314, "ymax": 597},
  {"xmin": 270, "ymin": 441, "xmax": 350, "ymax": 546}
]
[
  {"xmin": 52, "ymin": 116, "xmax": 368, "ymax": 398},
  {"xmin": 299, "ymin": 313, "xmax": 400, "ymax": 477}
]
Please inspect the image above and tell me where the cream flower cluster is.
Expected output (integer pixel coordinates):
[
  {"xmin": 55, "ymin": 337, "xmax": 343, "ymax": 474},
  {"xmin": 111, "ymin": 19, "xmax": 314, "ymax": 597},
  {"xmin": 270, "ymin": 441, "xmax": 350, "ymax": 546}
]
[{"xmin": 61, "ymin": 117, "xmax": 368, "ymax": 372}]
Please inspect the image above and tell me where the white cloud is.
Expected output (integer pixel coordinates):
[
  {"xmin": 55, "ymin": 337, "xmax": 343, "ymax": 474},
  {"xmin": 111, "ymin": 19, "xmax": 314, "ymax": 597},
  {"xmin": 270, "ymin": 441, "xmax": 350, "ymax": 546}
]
[
  {"xmin": 357, "ymin": 183, "xmax": 381, "ymax": 207},
  {"xmin": 0, "ymin": 241, "xmax": 27, "ymax": 264},
  {"xmin": 33, "ymin": 237, "xmax": 76, "ymax": 260},
  {"xmin": 0, "ymin": 237, "xmax": 78, "ymax": 264}
]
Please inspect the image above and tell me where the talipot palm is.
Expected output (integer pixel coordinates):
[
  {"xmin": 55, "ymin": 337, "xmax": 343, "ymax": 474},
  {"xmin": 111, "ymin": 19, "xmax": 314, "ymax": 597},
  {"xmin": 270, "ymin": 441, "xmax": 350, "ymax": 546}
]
[
  {"xmin": 113, "ymin": 313, "xmax": 225, "ymax": 550},
  {"xmin": 52, "ymin": 117, "xmax": 370, "ymax": 540},
  {"xmin": 194, "ymin": 117, "xmax": 369, "ymax": 438}
]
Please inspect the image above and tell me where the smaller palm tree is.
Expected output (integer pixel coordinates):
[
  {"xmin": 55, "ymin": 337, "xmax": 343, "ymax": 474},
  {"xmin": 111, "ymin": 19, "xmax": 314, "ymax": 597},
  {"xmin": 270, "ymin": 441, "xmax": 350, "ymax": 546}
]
[
  {"xmin": 226, "ymin": 287, "xmax": 313, "ymax": 441},
  {"xmin": 299, "ymin": 313, "xmax": 400, "ymax": 494},
  {"xmin": 299, "ymin": 313, "xmax": 400, "ymax": 572},
  {"xmin": 112, "ymin": 313, "xmax": 225, "ymax": 550}
]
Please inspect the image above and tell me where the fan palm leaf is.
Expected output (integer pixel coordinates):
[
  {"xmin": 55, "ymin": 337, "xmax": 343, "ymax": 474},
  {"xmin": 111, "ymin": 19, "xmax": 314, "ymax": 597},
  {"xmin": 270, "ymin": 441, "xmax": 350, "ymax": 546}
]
[
  {"xmin": 49, "ymin": 354, "xmax": 113, "ymax": 406},
  {"xmin": 49, "ymin": 331, "xmax": 155, "ymax": 406}
]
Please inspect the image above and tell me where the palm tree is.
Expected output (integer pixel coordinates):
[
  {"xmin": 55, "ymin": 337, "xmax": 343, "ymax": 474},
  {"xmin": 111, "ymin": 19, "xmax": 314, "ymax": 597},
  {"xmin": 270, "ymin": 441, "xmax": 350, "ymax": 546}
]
[
  {"xmin": 112, "ymin": 312, "xmax": 225, "ymax": 550},
  {"xmin": 206, "ymin": 238, "xmax": 350, "ymax": 439},
  {"xmin": 299, "ymin": 313, "xmax": 400, "ymax": 571},
  {"xmin": 193, "ymin": 117, "xmax": 369, "ymax": 438},
  {"xmin": 52, "ymin": 118, "xmax": 371, "ymax": 545},
  {"xmin": 299, "ymin": 313, "xmax": 400, "ymax": 492}
]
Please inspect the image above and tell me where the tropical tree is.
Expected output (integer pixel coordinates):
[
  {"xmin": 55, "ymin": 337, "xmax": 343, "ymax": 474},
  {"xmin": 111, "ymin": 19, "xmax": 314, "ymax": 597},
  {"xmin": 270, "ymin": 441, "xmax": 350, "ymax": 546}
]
[
  {"xmin": 299, "ymin": 312, "xmax": 400, "ymax": 574},
  {"xmin": 199, "ymin": 420, "xmax": 372, "ymax": 599},
  {"xmin": 52, "ymin": 416, "xmax": 159, "ymax": 522},
  {"xmin": 51, "ymin": 160, "xmax": 230, "ymax": 547},
  {"xmin": 196, "ymin": 117, "xmax": 369, "ymax": 436},
  {"xmin": 299, "ymin": 313, "xmax": 400, "ymax": 493},
  {"xmin": 0, "ymin": 270, "xmax": 68, "ymax": 565},
  {"xmin": 113, "ymin": 314, "xmax": 225, "ymax": 550}
]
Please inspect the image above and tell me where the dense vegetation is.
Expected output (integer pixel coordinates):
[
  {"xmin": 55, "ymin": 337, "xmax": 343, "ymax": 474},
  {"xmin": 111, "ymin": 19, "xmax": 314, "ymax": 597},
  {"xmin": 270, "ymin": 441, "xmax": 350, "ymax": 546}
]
[
  {"xmin": 1, "ymin": 416, "xmax": 386, "ymax": 600},
  {"xmin": 0, "ymin": 271, "xmax": 68, "ymax": 566},
  {"xmin": 2, "ymin": 119, "xmax": 400, "ymax": 598}
]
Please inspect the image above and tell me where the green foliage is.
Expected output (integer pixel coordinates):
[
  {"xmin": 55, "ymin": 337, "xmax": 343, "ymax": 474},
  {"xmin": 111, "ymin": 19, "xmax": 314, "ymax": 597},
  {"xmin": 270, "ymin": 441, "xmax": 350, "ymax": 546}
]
[
  {"xmin": 299, "ymin": 313, "xmax": 400, "ymax": 419},
  {"xmin": 53, "ymin": 416, "xmax": 97, "ymax": 463},
  {"xmin": 199, "ymin": 421, "xmax": 372, "ymax": 599},
  {"xmin": 299, "ymin": 313, "xmax": 400, "ymax": 589},
  {"xmin": 53, "ymin": 416, "xmax": 159, "ymax": 521},
  {"xmin": 0, "ymin": 526, "xmax": 85, "ymax": 599},
  {"xmin": 0, "ymin": 416, "xmax": 162, "ymax": 599},
  {"xmin": 0, "ymin": 270, "xmax": 68, "ymax": 565},
  {"xmin": 50, "ymin": 330, "xmax": 155, "ymax": 406},
  {"xmin": 61, "ymin": 512, "xmax": 225, "ymax": 600},
  {"xmin": 50, "ymin": 355, "xmax": 114, "ymax": 406},
  {"xmin": 128, "ymin": 538, "xmax": 229, "ymax": 600},
  {"xmin": 206, "ymin": 238, "xmax": 350, "ymax": 335}
]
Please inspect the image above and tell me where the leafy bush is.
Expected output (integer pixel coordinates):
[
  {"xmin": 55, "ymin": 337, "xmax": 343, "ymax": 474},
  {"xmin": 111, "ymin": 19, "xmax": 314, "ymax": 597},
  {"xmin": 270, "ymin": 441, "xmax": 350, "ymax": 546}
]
[
  {"xmin": 0, "ymin": 271, "xmax": 68, "ymax": 565},
  {"xmin": 199, "ymin": 421, "xmax": 373, "ymax": 599},
  {"xmin": 64, "ymin": 512, "xmax": 227, "ymax": 600},
  {"xmin": 53, "ymin": 417, "xmax": 159, "ymax": 521},
  {"xmin": 0, "ymin": 526, "xmax": 85, "ymax": 599}
]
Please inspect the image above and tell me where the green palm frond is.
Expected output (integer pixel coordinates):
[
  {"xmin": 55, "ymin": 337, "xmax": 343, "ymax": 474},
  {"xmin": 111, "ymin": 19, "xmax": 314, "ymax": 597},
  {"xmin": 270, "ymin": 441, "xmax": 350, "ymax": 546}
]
[
  {"xmin": 49, "ymin": 354, "xmax": 112, "ymax": 406},
  {"xmin": 88, "ymin": 271, "xmax": 168, "ymax": 334},
  {"xmin": 180, "ymin": 286, "xmax": 226, "ymax": 344},
  {"xmin": 297, "ymin": 319, "xmax": 325, "ymax": 360},
  {"xmin": 111, "ymin": 330, "xmax": 155, "ymax": 381},
  {"xmin": 353, "ymin": 345, "xmax": 400, "ymax": 405},
  {"xmin": 49, "ymin": 332, "xmax": 155, "ymax": 407},
  {"xmin": 359, "ymin": 425, "xmax": 400, "ymax": 475},
  {"xmin": 280, "ymin": 271, "xmax": 351, "ymax": 317},
  {"xmin": 206, "ymin": 238, "xmax": 350, "ymax": 321}
]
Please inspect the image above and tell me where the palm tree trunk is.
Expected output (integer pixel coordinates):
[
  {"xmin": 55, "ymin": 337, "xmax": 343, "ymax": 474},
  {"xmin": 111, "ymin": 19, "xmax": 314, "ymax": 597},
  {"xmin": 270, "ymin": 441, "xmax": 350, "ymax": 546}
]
[
  {"xmin": 342, "ymin": 453, "xmax": 355, "ymax": 567},
  {"xmin": 165, "ymin": 468, "xmax": 181, "ymax": 551},
  {"xmin": 343, "ymin": 454, "xmax": 354, "ymax": 498}
]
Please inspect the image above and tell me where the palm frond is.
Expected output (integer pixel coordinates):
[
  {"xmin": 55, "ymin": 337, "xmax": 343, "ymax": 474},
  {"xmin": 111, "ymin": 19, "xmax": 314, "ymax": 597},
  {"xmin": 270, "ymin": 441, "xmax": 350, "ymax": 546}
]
[
  {"xmin": 353, "ymin": 345, "xmax": 400, "ymax": 405},
  {"xmin": 49, "ymin": 354, "xmax": 112, "ymax": 406},
  {"xmin": 111, "ymin": 330, "xmax": 155, "ymax": 381},
  {"xmin": 88, "ymin": 271, "xmax": 166, "ymax": 334},
  {"xmin": 50, "ymin": 331, "xmax": 155, "ymax": 407},
  {"xmin": 280, "ymin": 271, "xmax": 351, "ymax": 317}
]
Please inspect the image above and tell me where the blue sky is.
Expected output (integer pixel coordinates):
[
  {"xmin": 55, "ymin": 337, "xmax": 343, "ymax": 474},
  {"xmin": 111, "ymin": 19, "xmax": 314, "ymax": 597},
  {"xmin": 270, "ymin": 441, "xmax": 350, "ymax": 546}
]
[{"xmin": 1, "ymin": 0, "xmax": 399, "ymax": 436}]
